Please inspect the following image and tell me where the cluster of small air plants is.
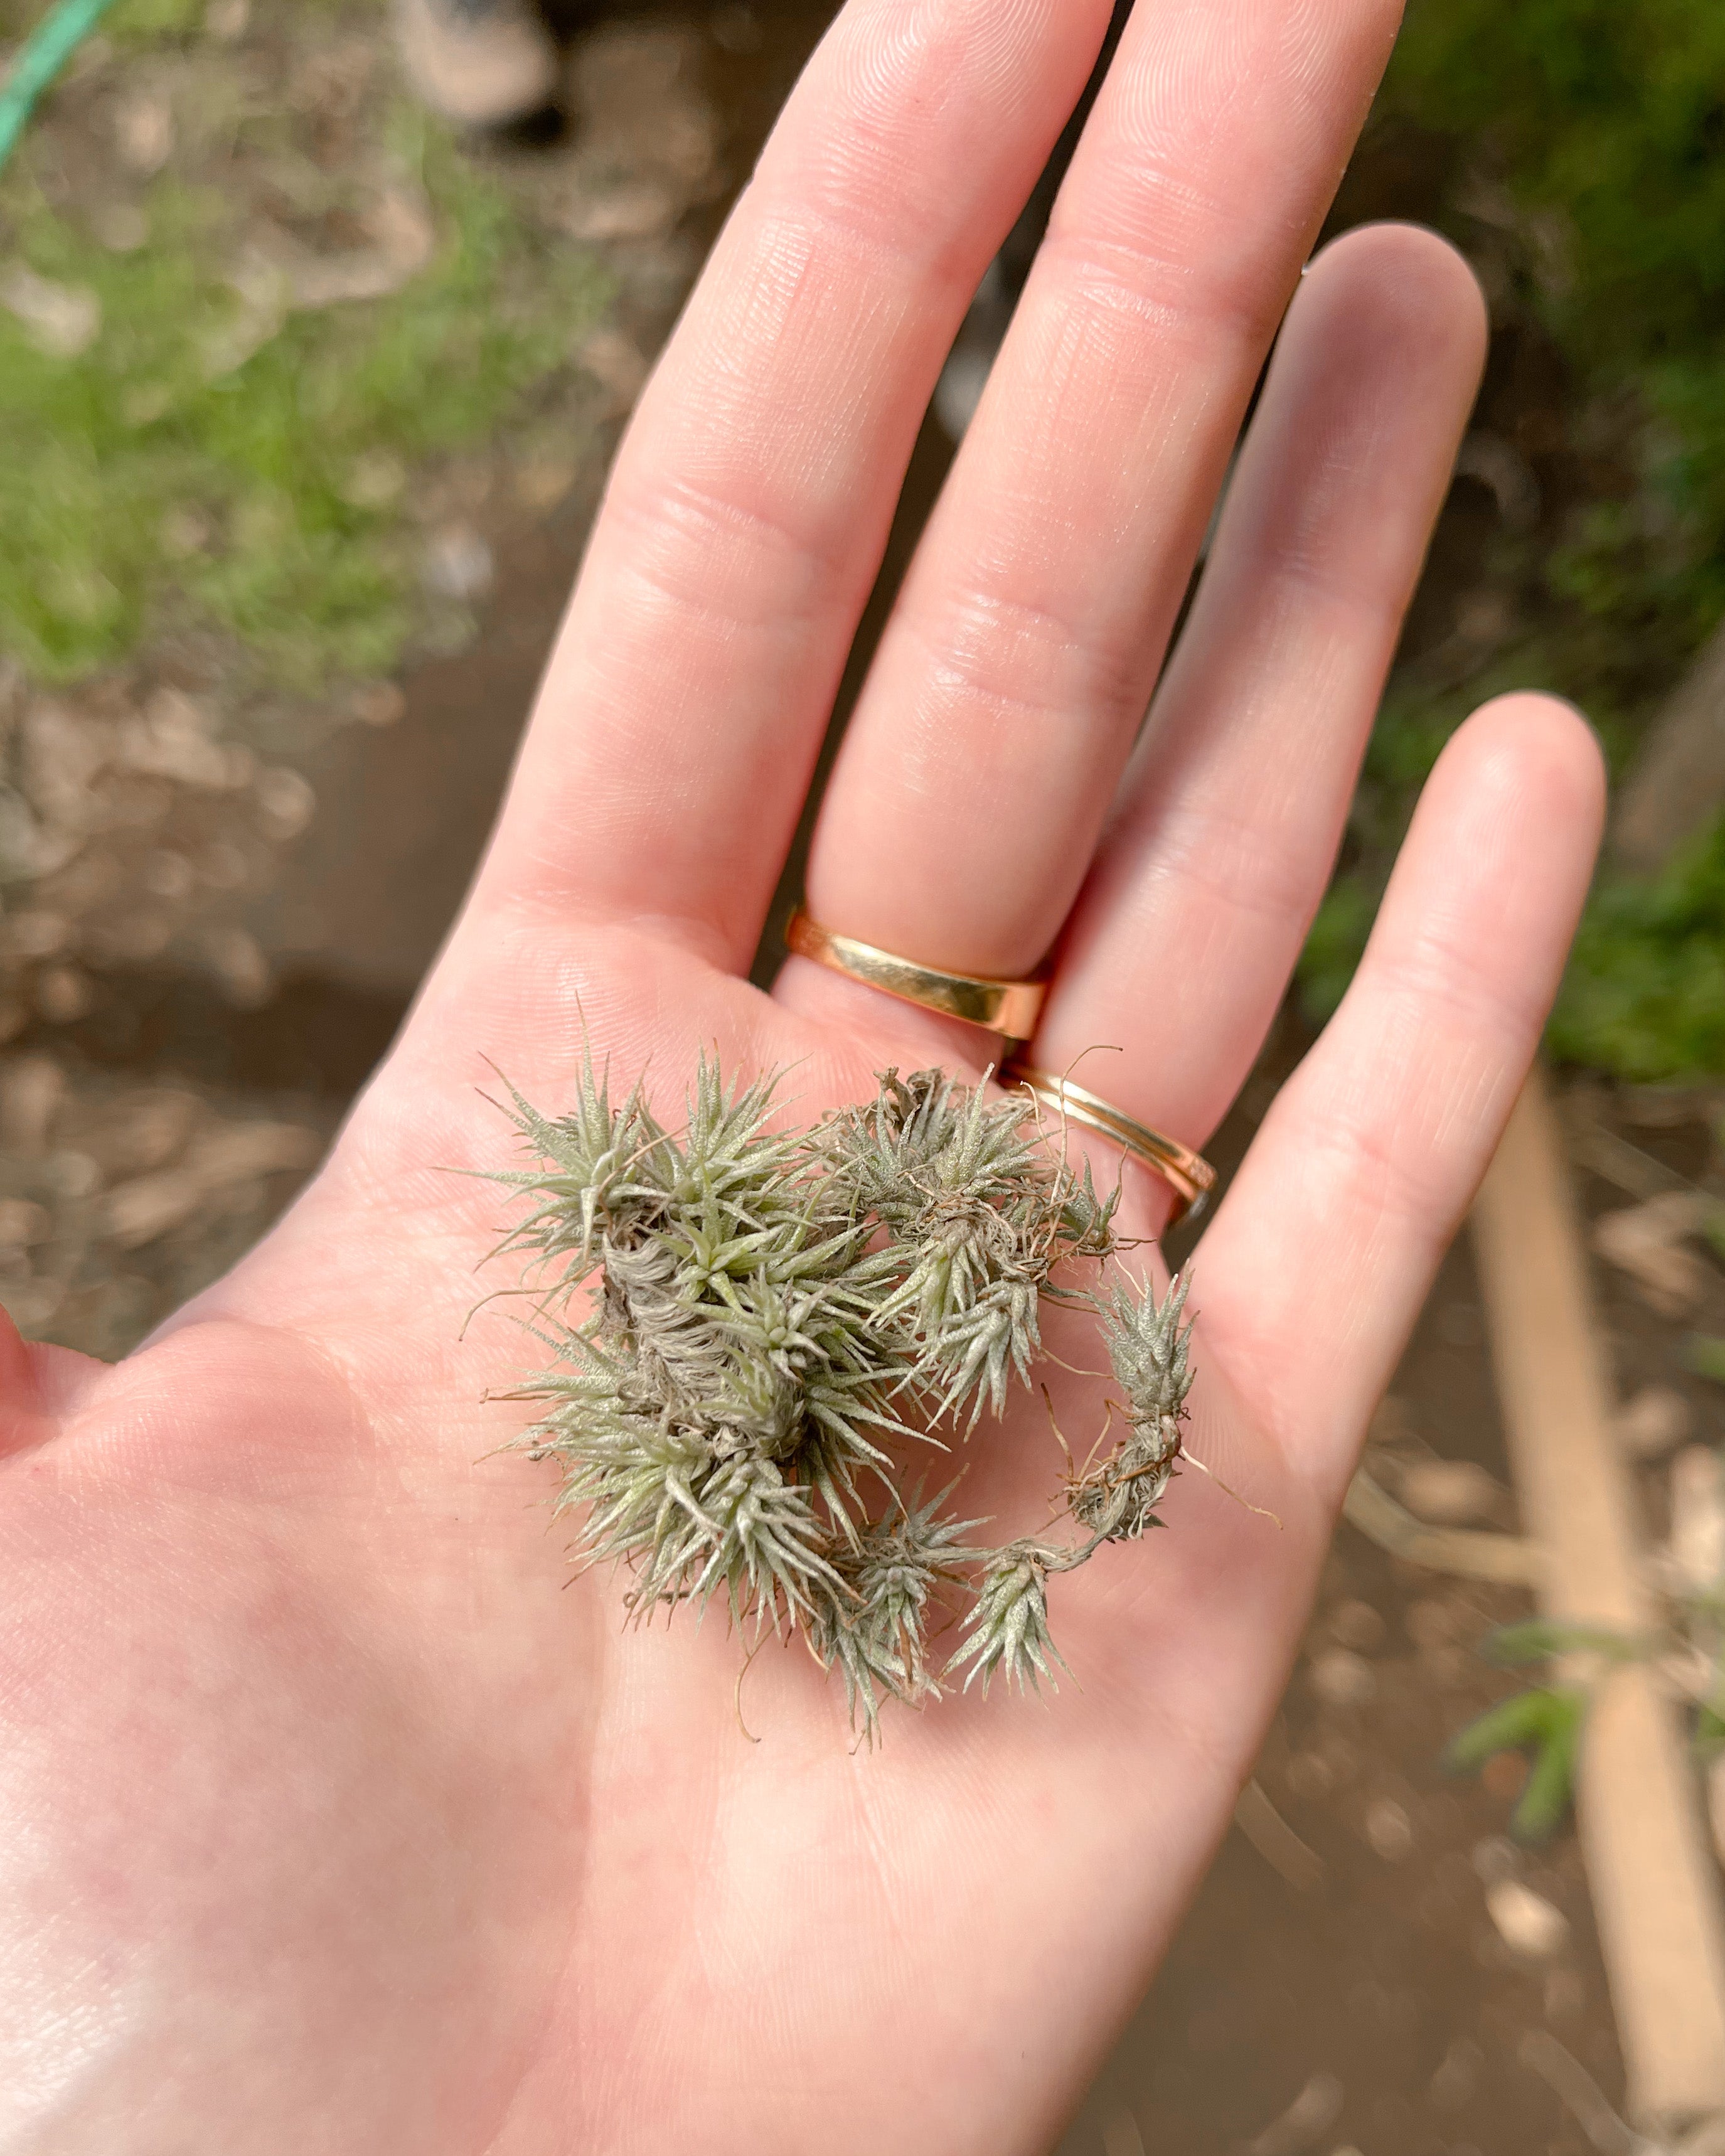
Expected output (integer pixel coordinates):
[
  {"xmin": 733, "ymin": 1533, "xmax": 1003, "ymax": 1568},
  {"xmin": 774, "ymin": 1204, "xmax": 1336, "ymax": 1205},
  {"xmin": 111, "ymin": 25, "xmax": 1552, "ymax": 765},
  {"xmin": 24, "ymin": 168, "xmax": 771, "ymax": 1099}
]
[{"xmin": 489, "ymin": 1057, "xmax": 1195, "ymax": 1738}]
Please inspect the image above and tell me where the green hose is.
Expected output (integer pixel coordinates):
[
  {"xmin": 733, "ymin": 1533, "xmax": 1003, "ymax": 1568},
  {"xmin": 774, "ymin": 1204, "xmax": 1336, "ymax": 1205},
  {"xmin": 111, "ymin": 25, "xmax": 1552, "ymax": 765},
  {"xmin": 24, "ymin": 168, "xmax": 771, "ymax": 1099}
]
[{"xmin": 0, "ymin": 0, "xmax": 122, "ymax": 174}]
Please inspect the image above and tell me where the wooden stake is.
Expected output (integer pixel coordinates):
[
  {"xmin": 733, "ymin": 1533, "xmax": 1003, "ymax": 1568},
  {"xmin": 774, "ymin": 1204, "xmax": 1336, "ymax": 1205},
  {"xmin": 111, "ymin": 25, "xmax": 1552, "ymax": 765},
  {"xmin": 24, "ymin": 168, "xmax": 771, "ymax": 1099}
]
[{"xmin": 1471, "ymin": 1069, "xmax": 1725, "ymax": 2132}]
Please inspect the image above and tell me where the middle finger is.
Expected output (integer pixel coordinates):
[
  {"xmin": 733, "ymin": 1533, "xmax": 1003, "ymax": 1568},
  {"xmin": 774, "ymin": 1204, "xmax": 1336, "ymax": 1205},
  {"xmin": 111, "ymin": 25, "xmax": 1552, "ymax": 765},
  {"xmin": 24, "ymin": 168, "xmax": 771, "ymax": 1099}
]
[{"xmin": 798, "ymin": 0, "xmax": 1404, "ymax": 984}]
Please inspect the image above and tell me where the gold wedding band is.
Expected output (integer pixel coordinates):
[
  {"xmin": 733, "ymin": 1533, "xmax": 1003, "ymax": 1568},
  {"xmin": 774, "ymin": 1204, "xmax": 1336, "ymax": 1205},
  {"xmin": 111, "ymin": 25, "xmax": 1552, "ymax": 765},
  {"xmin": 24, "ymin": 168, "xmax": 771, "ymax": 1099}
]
[
  {"xmin": 783, "ymin": 911, "xmax": 1211, "ymax": 1223},
  {"xmin": 785, "ymin": 910, "xmax": 1047, "ymax": 1040},
  {"xmin": 1004, "ymin": 1061, "xmax": 1218, "ymax": 1228}
]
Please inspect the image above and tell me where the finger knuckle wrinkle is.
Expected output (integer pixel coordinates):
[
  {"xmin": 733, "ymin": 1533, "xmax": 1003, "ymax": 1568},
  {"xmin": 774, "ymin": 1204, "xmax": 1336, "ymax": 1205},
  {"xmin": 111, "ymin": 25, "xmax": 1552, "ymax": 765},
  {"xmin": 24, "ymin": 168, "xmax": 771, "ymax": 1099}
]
[
  {"xmin": 908, "ymin": 588, "xmax": 1141, "ymax": 731},
  {"xmin": 938, "ymin": 583, "xmax": 1086, "ymax": 668},
  {"xmin": 1307, "ymin": 1109, "xmax": 1443, "ymax": 1229},
  {"xmin": 1151, "ymin": 803, "xmax": 1312, "ymax": 929},
  {"xmin": 1265, "ymin": 540, "xmax": 1401, "ymax": 632},
  {"xmin": 1045, "ymin": 210, "xmax": 1282, "ymax": 350},
  {"xmin": 1050, "ymin": 241, "xmax": 1195, "ymax": 341},
  {"xmin": 752, "ymin": 191, "xmax": 932, "ymax": 292},
  {"xmin": 612, "ymin": 470, "xmax": 844, "ymax": 621},
  {"xmin": 1372, "ymin": 936, "xmax": 1539, "ymax": 1044}
]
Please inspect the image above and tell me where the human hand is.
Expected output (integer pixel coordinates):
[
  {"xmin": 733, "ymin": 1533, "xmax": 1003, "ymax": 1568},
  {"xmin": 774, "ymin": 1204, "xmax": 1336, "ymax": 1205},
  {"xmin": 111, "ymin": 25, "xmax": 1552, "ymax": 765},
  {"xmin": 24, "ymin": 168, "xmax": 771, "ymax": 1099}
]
[{"xmin": 0, "ymin": 2, "xmax": 1604, "ymax": 2148}]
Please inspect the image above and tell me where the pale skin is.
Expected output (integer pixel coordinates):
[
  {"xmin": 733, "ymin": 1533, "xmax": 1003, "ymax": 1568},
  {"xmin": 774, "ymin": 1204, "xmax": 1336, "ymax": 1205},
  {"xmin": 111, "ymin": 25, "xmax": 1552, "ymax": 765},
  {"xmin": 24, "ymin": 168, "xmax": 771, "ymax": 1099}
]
[{"xmin": 0, "ymin": 0, "xmax": 1606, "ymax": 2147}]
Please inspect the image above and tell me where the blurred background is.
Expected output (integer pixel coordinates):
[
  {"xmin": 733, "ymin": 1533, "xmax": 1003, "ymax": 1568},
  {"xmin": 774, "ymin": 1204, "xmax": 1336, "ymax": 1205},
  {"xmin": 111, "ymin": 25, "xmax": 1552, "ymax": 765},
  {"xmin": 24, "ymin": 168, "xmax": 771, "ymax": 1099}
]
[{"xmin": 3, "ymin": 1, "xmax": 1724, "ymax": 2148}]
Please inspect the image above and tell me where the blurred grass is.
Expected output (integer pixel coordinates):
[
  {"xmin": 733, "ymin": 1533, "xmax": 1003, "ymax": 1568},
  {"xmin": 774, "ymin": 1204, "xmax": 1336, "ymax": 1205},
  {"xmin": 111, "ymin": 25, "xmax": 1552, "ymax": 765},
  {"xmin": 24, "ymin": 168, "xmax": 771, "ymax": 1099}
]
[
  {"xmin": 1390, "ymin": 0, "xmax": 1725, "ymax": 659},
  {"xmin": 1298, "ymin": 0, "xmax": 1725, "ymax": 1077},
  {"xmin": 1549, "ymin": 819, "xmax": 1725, "ymax": 1079},
  {"xmin": 0, "ymin": 1, "xmax": 609, "ymax": 691},
  {"xmin": 105, "ymin": 0, "xmax": 211, "ymax": 35}
]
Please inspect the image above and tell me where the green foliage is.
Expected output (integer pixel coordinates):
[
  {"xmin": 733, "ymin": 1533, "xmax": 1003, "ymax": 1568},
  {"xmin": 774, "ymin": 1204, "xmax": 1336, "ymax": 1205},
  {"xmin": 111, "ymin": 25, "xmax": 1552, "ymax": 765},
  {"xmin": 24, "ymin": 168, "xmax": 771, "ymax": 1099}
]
[
  {"xmin": 1292, "ymin": 881, "xmax": 1376, "ymax": 1025},
  {"xmin": 1480, "ymin": 1618, "xmax": 1648, "ymax": 1667},
  {"xmin": 1386, "ymin": 0, "xmax": 1725, "ymax": 650},
  {"xmin": 105, "ymin": 0, "xmax": 211, "ymax": 36},
  {"xmin": 0, "ymin": 101, "xmax": 608, "ymax": 687},
  {"xmin": 1447, "ymin": 1685, "xmax": 1588, "ymax": 1842},
  {"xmin": 1389, "ymin": 0, "xmax": 1725, "ymax": 347},
  {"xmin": 4, "ymin": 0, "xmax": 345, "ymax": 55},
  {"xmin": 1547, "ymin": 816, "xmax": 1725, "ymax": 1077},
  {"xmin": 1453, "ymin": 1593, "xmax": 1725, "ymax": 1837},
  {"xmin": 1297, "ymin": 0, "xmax": 1725, "ymax": 1071},
  {"xmin": 496, "ymin": 1059, "xmax": 1197, "ymax": 1739}
]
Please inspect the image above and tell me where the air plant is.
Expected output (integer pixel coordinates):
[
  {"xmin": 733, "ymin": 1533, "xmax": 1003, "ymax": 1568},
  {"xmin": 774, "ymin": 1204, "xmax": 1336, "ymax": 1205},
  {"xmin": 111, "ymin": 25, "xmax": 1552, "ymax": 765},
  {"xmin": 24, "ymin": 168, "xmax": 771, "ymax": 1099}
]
[{"xmin": 488, "ymin": 1057, "xmax": 1197, "ymax": 1739}]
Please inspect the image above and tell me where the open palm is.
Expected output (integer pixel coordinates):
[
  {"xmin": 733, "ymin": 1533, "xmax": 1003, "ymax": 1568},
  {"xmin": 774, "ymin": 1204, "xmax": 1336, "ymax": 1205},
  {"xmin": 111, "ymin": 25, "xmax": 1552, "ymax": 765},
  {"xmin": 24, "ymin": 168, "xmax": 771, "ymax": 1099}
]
[{"xmin": 1, "ymin": 2, "xmax": 1604, "ymax": 2148}]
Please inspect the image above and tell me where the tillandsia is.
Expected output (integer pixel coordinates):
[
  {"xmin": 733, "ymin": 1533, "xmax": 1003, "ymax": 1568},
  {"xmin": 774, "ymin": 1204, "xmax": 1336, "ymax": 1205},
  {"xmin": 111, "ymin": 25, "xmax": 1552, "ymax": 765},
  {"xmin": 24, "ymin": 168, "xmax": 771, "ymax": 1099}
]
[{"xmin": 488, "ymin": 1056, "xmax": 1197, "ymax": 1739}]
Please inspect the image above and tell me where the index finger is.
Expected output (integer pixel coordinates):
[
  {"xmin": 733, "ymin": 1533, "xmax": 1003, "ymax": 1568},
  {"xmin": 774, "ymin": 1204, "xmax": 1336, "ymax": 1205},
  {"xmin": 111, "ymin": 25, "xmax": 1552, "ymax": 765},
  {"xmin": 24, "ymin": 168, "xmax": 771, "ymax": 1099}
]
[{"xmin": 452, "ymin": 0, "xmax": 1118, "ymax": 972}]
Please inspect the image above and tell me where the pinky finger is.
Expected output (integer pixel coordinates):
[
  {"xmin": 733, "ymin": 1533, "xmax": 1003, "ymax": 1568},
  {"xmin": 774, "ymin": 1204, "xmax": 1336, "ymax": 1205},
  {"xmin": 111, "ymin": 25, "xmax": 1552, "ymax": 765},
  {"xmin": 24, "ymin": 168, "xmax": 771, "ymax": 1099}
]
[{"xmin": 1192, "ymin": 692, "xmax": 1605, "ymax": 1501}]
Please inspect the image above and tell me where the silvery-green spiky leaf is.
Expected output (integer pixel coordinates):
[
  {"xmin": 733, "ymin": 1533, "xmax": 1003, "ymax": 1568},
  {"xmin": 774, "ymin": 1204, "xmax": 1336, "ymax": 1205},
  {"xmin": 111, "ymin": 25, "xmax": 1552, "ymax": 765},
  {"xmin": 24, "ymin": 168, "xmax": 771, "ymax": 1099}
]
[
  {"xmin": 489, "ymin": 1055, "xmax": 666, "ymax": 1283},
  {"xmin": 1103, "ymin": 1271, "xmax": 1194, "ymax": 1433},
  {"xmin": 670, "ymin": 1452, "xmax": 843, "ymax": 1633},
  {"xmin": 808, "ymin": 1492, "xmax": 979, "ymax": 1737},
  {"xmin": 821, "ymin": 1069, "xmax": 1116, "ymax": 1431},
  {"xmin": 946, "ymin": 1542, "xmax": 1068, "ymax": 1695}
]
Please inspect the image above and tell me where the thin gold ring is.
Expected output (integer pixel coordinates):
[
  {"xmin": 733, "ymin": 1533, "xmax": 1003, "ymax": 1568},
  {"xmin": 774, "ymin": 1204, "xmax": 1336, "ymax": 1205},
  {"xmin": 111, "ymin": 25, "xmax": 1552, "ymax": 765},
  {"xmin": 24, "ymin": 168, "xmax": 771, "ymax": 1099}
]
[
  {"xmin": 1004, "ymin": 1060, "xmax": 1218, "ymax": 1228},
  {"xmin": 785, "ymin": 909, "xmax": 1047, "ymax": 1040}
]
